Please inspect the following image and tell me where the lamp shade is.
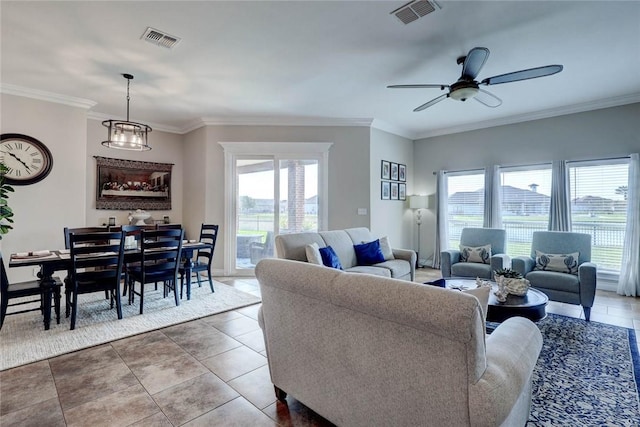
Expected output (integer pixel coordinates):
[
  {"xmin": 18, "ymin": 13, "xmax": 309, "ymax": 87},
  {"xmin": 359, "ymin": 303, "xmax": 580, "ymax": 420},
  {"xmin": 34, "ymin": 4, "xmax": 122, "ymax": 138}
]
[{"xmin": 409, "ymin": 195, "xmax": 427, "ymax": 209}]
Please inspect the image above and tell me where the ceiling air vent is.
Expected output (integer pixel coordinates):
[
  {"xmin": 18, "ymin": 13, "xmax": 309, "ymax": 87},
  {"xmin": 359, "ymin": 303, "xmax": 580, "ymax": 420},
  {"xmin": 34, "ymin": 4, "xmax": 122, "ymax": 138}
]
[
  {"xmin": 141, "ymin": 27, "xmax": 181, "ymax": 49},
  {"xmin": 391, "ymin": 0, "xmax": 441, "ymax": 25}
]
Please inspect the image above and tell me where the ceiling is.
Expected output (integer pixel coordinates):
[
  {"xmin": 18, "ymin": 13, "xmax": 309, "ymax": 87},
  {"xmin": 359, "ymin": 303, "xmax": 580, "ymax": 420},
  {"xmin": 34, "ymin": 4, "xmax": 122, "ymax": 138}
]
[{"xmin": 2, "ymin": 1, "xmax": 639, "ymax": 139}]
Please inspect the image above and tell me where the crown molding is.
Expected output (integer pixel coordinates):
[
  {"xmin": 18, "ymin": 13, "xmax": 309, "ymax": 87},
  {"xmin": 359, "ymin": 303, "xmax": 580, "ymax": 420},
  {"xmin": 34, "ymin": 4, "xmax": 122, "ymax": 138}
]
[
  {"xmin": 0, "ymin": 83, "xmax": 97, "ymax": 109},
  {"xmin": 414, "ymin": 93, "xmax": 640, "ymax": 140},
  {"xmin": 370, "ymin": 119, "xmax": 416, "ymax": 140}
]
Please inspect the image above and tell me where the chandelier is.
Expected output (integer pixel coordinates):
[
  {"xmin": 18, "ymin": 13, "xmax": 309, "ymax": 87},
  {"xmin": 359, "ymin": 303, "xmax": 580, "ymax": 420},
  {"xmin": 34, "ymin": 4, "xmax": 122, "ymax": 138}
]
[{"xmin": 102, "ymin": 73, "xmax": 152, "ymax": 151}]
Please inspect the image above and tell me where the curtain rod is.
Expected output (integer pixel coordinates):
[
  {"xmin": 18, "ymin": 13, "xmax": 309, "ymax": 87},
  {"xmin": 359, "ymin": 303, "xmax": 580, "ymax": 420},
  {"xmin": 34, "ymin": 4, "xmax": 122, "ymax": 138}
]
[{"xmin": 432, "ymin": 155, "xmax": 632, "ymax": 175}]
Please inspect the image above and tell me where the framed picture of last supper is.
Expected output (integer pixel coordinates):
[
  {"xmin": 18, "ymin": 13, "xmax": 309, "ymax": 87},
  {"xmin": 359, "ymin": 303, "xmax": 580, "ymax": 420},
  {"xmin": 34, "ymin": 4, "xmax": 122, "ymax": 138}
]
[{"xmin": 95, "ymin": 156, "xmax": 173, "ymax": 210}]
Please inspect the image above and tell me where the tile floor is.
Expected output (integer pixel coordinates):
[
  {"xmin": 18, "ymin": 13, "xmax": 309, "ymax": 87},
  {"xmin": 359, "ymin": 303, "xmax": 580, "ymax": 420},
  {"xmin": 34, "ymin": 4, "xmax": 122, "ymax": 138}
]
[{"xmin": 1, "ymin": 270, "xmax": 639, "ymax": 426}]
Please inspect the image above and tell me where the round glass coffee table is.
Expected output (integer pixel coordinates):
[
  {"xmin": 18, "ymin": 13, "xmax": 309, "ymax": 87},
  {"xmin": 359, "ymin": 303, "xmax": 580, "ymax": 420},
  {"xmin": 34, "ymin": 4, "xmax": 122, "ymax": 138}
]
[{"xmin": 445, "ymin": 278, "xmax": 549, "ymax": 323}]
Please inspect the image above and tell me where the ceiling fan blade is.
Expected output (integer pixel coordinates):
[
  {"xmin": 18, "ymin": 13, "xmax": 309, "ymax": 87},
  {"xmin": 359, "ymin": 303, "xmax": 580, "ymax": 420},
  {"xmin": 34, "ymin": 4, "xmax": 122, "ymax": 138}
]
[
  {"xmin": 461, "ymin": 47, "xmax": 490, "ymax": 80},
  {"xmin": 387, "ymin": 84, "xmax": 449, "ymax": 90},
  {"xmin": 414, "ymin": 94, "xmax": 449, "ymax": 112},
  {"xmin": 474, "ymin": 89, "xmax": 502, "ymax": 108},
  {"xmin": 481, "ymin": 64, "xmax": 563, "ymax": 85}
]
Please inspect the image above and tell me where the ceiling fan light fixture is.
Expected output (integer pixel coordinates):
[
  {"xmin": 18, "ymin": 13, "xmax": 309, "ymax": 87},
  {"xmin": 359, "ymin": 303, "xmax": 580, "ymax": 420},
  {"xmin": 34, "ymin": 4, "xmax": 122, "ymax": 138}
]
[
  {"xmin": 102, "ymin": 73, "xmax": 152, "ymax": 151},
  {"xmin": 449, "ymin": 82, "xmax": 479, "ymax": 101}
]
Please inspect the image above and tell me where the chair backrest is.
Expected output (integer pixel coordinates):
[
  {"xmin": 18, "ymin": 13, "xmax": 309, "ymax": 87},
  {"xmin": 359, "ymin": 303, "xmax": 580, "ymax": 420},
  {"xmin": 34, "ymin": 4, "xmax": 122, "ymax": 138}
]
[
  {"xmin": 197, "ymin": 224, "xmax": 219, "ymax": 265},
  {"xmin": 1, "ymin": 251, "xmax": 9, "ymax": 294},
  {"xmin": 460, "ymin": 228, "xmax": 507, "ymax": 255},
  {"xmin": 64, "ymin": 226, "xmax": 109, "ymax": 249},
  {"xmin": 530, "ymin": 231, "xmax": 591, "ymax": 265},
  {"xmin": 139, "ymin": 228, "xmax": 184, "ymax": 282},
  {"xmin": 68, "ymin": 230, "xmax": 125, "ymax": 286}
]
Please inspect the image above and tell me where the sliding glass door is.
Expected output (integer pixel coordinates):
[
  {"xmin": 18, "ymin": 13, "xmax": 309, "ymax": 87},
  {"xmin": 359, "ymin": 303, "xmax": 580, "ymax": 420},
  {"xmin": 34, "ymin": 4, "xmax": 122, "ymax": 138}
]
[{"xmin": 223, "ymin": 142, "xmax": 331, "ymax": 275}]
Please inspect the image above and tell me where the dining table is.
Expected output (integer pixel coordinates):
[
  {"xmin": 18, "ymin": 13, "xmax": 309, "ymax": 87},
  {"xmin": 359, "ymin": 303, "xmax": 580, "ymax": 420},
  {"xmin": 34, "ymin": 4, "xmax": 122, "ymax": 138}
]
[{"xmin": 8, "ymin": 241, "xmax": 212, "ymax": 330}]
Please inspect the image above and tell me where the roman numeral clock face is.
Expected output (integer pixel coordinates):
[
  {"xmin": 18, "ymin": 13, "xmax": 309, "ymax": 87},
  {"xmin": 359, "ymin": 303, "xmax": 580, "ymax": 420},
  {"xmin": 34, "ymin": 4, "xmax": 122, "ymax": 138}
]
[{"xmin": 0, "ymin": 134, "xmax": 53, "ymax": 185}]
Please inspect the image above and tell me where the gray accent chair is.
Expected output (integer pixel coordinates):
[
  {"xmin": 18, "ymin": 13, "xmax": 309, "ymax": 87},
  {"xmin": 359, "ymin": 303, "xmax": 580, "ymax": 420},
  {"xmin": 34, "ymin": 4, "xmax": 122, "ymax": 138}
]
[
  {"xmin": 512, "ymin": 231, "xmax": 596, "ymax": 321},
  {"xmin": 441, "ymin": 227, "xmax": 509, "ymax": 280}
]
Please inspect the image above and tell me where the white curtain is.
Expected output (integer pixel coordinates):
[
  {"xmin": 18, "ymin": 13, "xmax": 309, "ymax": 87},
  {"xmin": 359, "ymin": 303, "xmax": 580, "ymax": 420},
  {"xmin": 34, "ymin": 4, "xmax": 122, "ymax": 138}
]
[
  {"xmin": 483, "ymin": 165, "xmax": 502, "ymax": 229},
  {"xmin": 617, "ymin": 153, "xmax": 640, "ymax": 296},
  {"xmin": 432, "ymin": 171, "xmax": 449, "ymax": 269},
  {"xmin": 548, "ymin": 160, "xmax": 572, "ymax": 231}
]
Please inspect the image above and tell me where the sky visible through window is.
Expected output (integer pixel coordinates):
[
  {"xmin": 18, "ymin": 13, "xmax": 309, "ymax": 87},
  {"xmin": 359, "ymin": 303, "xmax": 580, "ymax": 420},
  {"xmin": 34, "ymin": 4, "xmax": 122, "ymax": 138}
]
[{"xmin": 239, "ymin": 164, "xmax": 318, "ymax": 199}]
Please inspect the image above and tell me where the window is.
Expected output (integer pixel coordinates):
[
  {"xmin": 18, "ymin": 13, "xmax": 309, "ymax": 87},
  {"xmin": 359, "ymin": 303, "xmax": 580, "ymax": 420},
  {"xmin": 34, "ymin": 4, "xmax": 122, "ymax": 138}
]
[
  {"xmin": 500, "ymin": 165, "xmax": 552, "ymax": 257},
  {"xmin": 446, "ymin": 170, "xmax": 484, "ymax": 249},
  {"xmin": 568, "ymin": 159, "xmax": 629, "ymax": 272}
]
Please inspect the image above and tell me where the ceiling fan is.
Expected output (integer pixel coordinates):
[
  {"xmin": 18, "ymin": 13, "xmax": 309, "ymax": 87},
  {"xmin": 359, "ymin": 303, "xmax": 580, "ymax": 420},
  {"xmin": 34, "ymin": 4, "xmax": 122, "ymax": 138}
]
[{"xmin": 388, "ymin": 47, "xmax": 563, "ymax": 111}]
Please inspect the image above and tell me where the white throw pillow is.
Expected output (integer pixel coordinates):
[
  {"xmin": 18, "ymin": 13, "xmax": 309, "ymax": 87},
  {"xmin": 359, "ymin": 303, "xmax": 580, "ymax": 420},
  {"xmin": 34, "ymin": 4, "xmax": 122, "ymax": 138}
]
[
  {"xmin": 378, "ymin": 236, "xmax": 395, "ymax": 261},
  {"xmin": 463, "ymin": 286, "xmax": 490, "ymax": 320},
  {"xmin": 535, "ymin": 250, "xmax": 579, "ymax": 275},
  {"xmin": 459, "ymin": 244, "xmax": 491, "ymax": 264},
  {"xmin": 305, "ymin": 242, "xmax": 323, "ymax": 265}
]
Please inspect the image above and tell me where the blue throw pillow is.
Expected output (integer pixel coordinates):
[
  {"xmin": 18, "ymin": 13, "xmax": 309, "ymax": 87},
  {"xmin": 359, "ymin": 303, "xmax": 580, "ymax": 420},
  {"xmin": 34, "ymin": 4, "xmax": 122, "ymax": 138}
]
[
  {"xmin": 319, "ymin": 246, "xmax": 343, "ymax": 270},
  {"xmin": 354, "ymin": 239, "xmax": 385, "ymax": 266}
]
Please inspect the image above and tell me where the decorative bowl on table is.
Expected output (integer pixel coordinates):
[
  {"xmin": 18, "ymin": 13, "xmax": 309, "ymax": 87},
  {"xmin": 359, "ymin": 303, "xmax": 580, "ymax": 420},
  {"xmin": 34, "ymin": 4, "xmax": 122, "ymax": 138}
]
[{"xmin": 131, "ymin": 209, "xmax": 151, "ymax": 225}]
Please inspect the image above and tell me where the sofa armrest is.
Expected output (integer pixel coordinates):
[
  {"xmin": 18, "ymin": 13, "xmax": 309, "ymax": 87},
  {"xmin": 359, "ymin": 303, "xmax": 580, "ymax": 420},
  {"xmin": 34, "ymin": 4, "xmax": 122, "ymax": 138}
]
[
  {"xmin": 489, "ymin": 254, "xmax": 510, "ymax": 277},
  {"xmin": 578, "ymin": 262, "xmax": 597, "ymax": 307},
  {"xmin": 391, "ymin": 248, "xmax": 416, "ymax": 281},
  {"xmin": 512, "ymin": 256, "xmax": 535, "ymax": 276},
  {"xmin": 469, "ymin": 317, "xmax": 543, "ymax": 426},
  {"xmin": 440, "ymin": 250, "xmax": 460, "ymax": 278}
]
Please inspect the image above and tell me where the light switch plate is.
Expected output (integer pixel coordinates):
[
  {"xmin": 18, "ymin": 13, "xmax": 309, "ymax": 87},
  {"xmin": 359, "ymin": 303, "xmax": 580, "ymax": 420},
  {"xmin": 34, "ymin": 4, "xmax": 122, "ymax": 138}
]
[{"xmin": 357, "ymin": 208, "xmax": 367, "ymax": 215}]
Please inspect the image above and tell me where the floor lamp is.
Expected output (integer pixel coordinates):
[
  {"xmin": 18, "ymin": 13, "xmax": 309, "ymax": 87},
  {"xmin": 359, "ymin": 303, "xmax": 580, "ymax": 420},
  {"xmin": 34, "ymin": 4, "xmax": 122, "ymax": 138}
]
[{"xmin": 409, "ymin": 195, "xmax": 428, "ymax": 268}]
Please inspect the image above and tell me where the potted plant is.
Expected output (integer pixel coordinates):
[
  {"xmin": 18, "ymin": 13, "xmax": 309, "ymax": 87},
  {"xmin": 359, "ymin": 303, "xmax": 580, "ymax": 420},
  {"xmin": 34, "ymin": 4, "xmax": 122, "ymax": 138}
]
[
  {"xmin": 0, "ymin": 161, "xmax": 15, "ymax": 240},
  {"xmin": 494, "ymin": 268, "xmax": 529, "ymax": 297}
]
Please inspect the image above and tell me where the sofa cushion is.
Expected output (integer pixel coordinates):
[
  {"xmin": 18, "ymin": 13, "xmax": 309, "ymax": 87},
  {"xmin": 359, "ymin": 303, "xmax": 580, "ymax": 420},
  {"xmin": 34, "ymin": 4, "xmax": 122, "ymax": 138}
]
[
  {"xmin": 451, "ymin": 261, "xmax": 492, "ymax": 279},
  {"xmin": 459, "ymin": 244, "xmax": 491, "ymax": 264},
  {"xmin": 354, "ymin": 239, "xmax": 385, "ymax": 265},
  {"xmin": 526, "ymin": 270, "xmax": 580, "ymax": 292},
  {"xmin": 379, "ymin": 236, "xmax": 395, "ymax": 260},
  {"xmin": 305, "ymin": 243, "xmax": 323, "ymax": 265},
  {"xmin": 346, "ymin": 265, "xmax": 392, "ymax": 277},
  {"xmin": 319, "ymin": 246, "xmax": 343, "ymax": 270},
  {"xmin": 534, "ymin": 250, "xmax": 579, "ymax": 274},
  {"xmin": 319, "ymin": 230, "xmax": 358, "ymax": 268},
  {"xmin": 373, "ymin": 259, "xmax": 412, "ymax": 279}
]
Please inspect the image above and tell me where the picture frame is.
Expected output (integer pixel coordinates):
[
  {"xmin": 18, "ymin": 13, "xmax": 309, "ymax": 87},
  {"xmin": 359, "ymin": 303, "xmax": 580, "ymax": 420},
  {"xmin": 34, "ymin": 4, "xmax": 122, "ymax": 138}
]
[
  {"xmin": 399, "ymin": 164, "xmax": 406, "ymax": 182},
  {"xmin": 95, "ymin": 156, "xmax": 173, "ymax": 210},
  {"xmin": 399, "ymin": 183, "xmax": 406, "ymax": 200},
  {"xmin": 381, "ymin": 160, "xmax": 390, "ymax": 180},
  {"xmin": 391, "ymin": 162, "xmax": 399, "ymax": 181},
  {"xmin": 381, "ymin": 181, "xmax": 390, "ymax": 200},
  {"xmin": 390, "ymin": 182, "xmax": 399, "ymax": 200}
]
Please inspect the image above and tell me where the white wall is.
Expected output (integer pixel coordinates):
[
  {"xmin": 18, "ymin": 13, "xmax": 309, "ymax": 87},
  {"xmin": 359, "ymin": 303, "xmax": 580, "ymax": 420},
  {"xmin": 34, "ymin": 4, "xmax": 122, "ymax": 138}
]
[
  {"xmin": 1, "ymin": 94, "xmax": 87, "ymax": 282},
  {"xmin": 414, "ymin": 103, "xmax": 640, "ymax": 262},
  {"xmin": 85, "ymin": 119, "xmax": 184, "ymax": 231},
  {"xmin": 370, "ymin": 127, "xmax": 414, "ymax": 250}
]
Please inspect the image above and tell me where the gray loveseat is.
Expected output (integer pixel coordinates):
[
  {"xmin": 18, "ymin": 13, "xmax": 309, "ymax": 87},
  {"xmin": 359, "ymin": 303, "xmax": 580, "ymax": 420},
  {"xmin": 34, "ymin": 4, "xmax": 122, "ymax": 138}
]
[
  {"xmin": 274, "ymin": 227, "xmax": 416, "ymax": 281},
  {"xmin": 257, "ymin": 258, "xmax": 543, "ymax": 427}
]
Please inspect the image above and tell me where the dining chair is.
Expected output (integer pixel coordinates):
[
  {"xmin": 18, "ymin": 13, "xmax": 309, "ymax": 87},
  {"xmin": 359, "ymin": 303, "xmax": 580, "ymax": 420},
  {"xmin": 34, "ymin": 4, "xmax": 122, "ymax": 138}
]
[
  {"xmin": 180, "ymin": 223, "xmax": 218, "ymax": 296},
  {"xmin": 63, "ymin": 226, "xmax": 110, "ymax": 250},
  {"xmin": 1, "ymin": 251, "xmax": 63, "ymax": 330},
  {"xmin": 66, "ymin": 230, "xmax": 126, "ymax": 330},
  {"xmin": 127, "ymin": 228, "xmax": 184, "ymax": 314}
]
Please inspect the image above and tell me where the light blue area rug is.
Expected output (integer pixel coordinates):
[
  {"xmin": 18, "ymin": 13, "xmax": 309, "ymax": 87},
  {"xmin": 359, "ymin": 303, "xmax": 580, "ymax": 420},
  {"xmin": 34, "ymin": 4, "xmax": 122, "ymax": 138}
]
[
  {"xmin": 491, "ymin": 313, "xmax": 640, "ymax": 426},
  {"xmin": 0, "ymin": 282, "xmax": 261, "ymax": 371}
]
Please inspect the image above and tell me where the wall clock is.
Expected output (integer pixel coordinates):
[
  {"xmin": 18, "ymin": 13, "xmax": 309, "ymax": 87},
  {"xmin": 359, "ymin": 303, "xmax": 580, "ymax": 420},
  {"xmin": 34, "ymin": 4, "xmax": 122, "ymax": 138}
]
[{"xmin": 0, "ymin": 133, "xmax": 53, "ymax": 185}]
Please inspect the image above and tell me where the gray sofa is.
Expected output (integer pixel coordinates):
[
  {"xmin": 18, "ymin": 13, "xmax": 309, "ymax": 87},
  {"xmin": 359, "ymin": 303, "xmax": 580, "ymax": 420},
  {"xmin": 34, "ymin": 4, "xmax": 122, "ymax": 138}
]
[
  {"xmin": 256, "ymin": 258, "xmax": 543, "ymax": 427},
  {"xmin": 274, "ymin": 227, "xmax": 416, "ymax": 281}
]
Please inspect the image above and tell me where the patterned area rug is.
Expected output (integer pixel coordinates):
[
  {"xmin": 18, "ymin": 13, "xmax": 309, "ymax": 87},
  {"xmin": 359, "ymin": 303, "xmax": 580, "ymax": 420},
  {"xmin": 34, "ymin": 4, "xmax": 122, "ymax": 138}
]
[
  {"xmin": 491, "ymin": 313, "xmax": 640, "ymax": 426},
  {"xmin": 0, "ymin": 282, "xmax": 261, "ymax": 371}
]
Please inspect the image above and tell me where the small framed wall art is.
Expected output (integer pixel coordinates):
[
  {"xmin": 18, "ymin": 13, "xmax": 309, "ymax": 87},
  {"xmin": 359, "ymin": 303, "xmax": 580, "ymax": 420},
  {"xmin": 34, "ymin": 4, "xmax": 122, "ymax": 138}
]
[
  {"xmin": 399, "ymin": 164, "xmax": 406, "ymax": 182},
  {"xmin": 381, "ymin": 160, "xmax": 390, "ymax": 180},
  {"xmin": 391, "ymin": 163, "xmax": 399, "ymax": 181},
  {"xmin": 381, "ymin": 181, "xmax": 390, "ymax": 200},
  {"xmin": 399, "ymin": 183, "xmax": 406, "ymax": 200},
  {"xmin": 390, "ymin": 182, "xmax": 399, "ymax": 200}
]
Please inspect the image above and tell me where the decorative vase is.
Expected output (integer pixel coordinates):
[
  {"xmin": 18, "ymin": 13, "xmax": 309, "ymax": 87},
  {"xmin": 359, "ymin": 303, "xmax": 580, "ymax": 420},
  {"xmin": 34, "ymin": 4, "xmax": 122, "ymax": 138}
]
[{"xmin": 505, "ymin": 278, "xmax": 530, "ymax": 297}]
